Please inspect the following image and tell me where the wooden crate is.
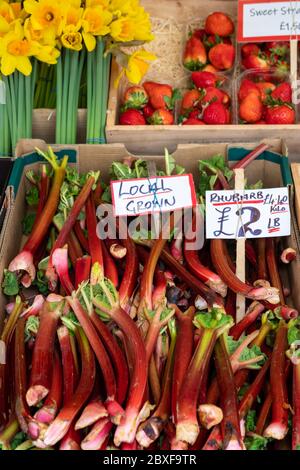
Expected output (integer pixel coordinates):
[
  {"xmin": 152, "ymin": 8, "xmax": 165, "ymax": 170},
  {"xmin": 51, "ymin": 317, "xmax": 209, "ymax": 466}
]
[{"xmin": 106, "ymin": 0, "xmax": 300, "ymax": 158}]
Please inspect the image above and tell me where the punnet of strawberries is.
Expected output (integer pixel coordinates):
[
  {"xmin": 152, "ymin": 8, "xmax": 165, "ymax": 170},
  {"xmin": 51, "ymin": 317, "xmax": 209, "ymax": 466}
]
[
  {"xmin": 179, "ymin": 72, "xmax": 231, "ymax": 125},
  {"xmin": 238, "ymin": 73, "xmax": 296, "ymax": 125},
  {"xmin": 241, "ymin": 42, "xmax": 290, "ymax": 75},
  {"xmin": 119, "ymin": 82, "xmax": 181, "ymax": 126},
  {"xmin": 183, "ymin": 12, "xmax": 236, "ymax": 73}
]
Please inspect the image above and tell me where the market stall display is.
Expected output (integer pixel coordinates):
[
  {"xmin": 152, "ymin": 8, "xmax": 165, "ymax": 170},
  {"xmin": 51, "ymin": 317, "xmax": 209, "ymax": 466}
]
[{"xmin": 0, "ymin": 140, "xmax": 299, "ymax": 451}]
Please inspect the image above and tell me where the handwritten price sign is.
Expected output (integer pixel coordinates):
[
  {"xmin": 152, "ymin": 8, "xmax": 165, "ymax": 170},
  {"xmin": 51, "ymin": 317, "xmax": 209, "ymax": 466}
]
[
  {"xmin": 206, "ymin": 187, "xmax": 291, "ymax": 239},
  {"xmin": 111, "ymin": 174, "xmax": 197, "ymax": 217},
  {"xmin": 238, "ymin": 0, "xmax": 300, "ymax": 42}
]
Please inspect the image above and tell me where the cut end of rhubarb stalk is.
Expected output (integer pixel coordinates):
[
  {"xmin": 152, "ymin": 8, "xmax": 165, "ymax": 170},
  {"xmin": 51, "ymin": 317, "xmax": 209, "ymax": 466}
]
[
  {"xmin": 110, "ymin": 244, "xmax": 127, "ymax": 259},
  {"xmin": 253, "ymin": 279, "xmax": 271, "ymax": 288},
  {"xmin": 26, "ymin": 385, "xmax": 49, "ymax": 407},
  {"xmin": 105, "ymin": 399, "xmax": 125, "ymax": 425},
  {"xmin": 176, "ymin": 421, "xmax": 199, "ymax": 446},
  {"xmin": 263, "ymin": 422, "xmax": 289, "ymax": 440},
  {"xmin": 198, "ymin": 404, "xmax": 223, "ymax": 430},
  {"xmin": 194, "ymin": 295, "xmax": 208, "ymax": 311},
  {"xmin": 46, "ymin": 265, "xmax": 58, "ymax": 291},
  {"xmin": 8, "ymin": 251, "xmax": 36, "ymax": 287},
  {"xmin": 275, "ymin": 305, "xmax": 299, "ymax": 320},
  {"xmin": 281, "ymin": 248, "xmax": 297, "ymax": 264},
  {"xmin": 81, "ymin": 418, "xmax": 112, "ymax": 451},
  {"xmin": 224, "ymin": 438, "xmax": 246, "ymax": 450},
  {"xmin": 136, "ymin": 417, "xmax": 165, "ymax": 448},
  {"xmin": 35, "ymin": 406, "xmax": 55, "ymax": 425},
  {"xmin": 248, "ymin": 286, "xmax": 280, "ymax": 305},
  {"xmin": 75, "ymin": 400, "xmax": 108, "ymax": 430},
  {"xmin": 60, "ymin": 439, "xmax": 81, "ymax": 451},
  {"xmin": 27, "ymin": 421, "xmax": 41, "ymax": 441},
  {"xmin": 114, "ymin": 402, "xmax": 154, "ymax": 447},
  {"xmin": 206, "ymin": 279, "xmax": 228, "ymax": 298},
  {"xmin": 44, "ymin": 419, "xmax": 70, "ymax": 446}
]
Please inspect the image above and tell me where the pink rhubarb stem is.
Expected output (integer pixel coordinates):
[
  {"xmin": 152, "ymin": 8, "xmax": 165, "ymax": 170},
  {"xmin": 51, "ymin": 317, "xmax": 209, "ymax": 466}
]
[
  {"xmin": 46, "ymin": 175, "xmax": 95, "ymax": 289},
  {"xmin": 52, "ymin": 247, "xmax": 74, "ymax": 295},
  {"xmin": 75, "ymin": 256, "xmax": 92, "ymax": 288},
  {"xmin": 230, "ymin": 301, "xmax": 265, "ymax": 340},
  {"xmin": 57, "ymin": 326, "xmax": 79, "ymax": 404},
  {"xmin": 264, "ymin": 322, "xmax": 289, "ymax": 440},
  {"xmin": 26, "ymin": 295, "xmax": 64, "ymax": 407},
  {"xmin": 44, "ymin": 327, "xmax": 96, "ymax": 446}
]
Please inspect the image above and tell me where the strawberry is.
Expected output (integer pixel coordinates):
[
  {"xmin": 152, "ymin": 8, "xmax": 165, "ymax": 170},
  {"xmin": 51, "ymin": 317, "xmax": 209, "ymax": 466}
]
[
  {"xmin": 265, "ymin": 104, "xmax": 295, "ymax": 124},
  {"xmin": 239, "ymin": 93, "xmax": 263, "ymax": 123},
  {"xmin": 123, "ymin": 86, "xmax": 148, "ymax": 109},
  {"xmin": 147, "ymin": 83, "xmax": 173, "ymax": 110},
  {"xmin": 205, "ymin": 35, "xmax": 232, "ymax": 48},
  {"xmin": 119, "ymin": 109, "xmax": 146, "ymax": 125},
  {"xmin": 242, "ymin": 54, "xmax": 270, "ymax": 71},
  {"xmin": 274, "ymin": 61, "xmax": 289, "ymax": 78},
  {"xmin": 149, "ymin": 108, "xmax": 174, "ymax": 125},
  {"xmin": 238, "ymin": 79, "xmax": 260, "ymax": 102},
  {"xmin": 181, "ymin": 89, "xmax": 201, "ymax": 113},
  {"xmin": 205, "ymin": 12, "xmax": 234, "ymax": 37},
  {"xmin": 202, "ymin": 64, "xmax": 218, "ymax": 74},
  {"xmin": 143, "ymin": 104, "xmax": 155, "ymax": 119},
  {"xmin": 256, "ymin": 120, "xmax": 266, "ymax": 124},
  {"xmin": 182, "ymin": 118, "xmax": 205, "ymax": 125},
  {"xmin": 271, "ymin": 82, "xmax": 292, "ymax": 102},
  {"xmin": 143, "ymin": 81, "xmax": 157, "ymax": 95},
  {"xmin": 256, "ymin": 82, "xmax": 276, "ymax": 101},
  {"xmin": 203, "ymin": 102, "xmax": 228, "ymax": 124},
  {"xmin": 188, "ymin": 109, "xmax": 202, "ymax": 119},
  {"xmin": 183, "ymin": 36, "xmax": 207, "ymax": 71},
  {"xmin": 201, "ymin": 86, "xmax": 228, "ymax": 106},
  {"xmin": 191, "ymin": 71, "xmax": 218, "ymax": 89},
  {"xmin": 241, "ymin": 43, "xmax": 260, "ymax": 58},
  {"xmin": 192, "ymin": 29, "xmax": 206, "ymax": 41},
  {"xmin": 264, "ymin": 41, "xmax": 289, "ymax": 58},
  {"xmin": 208, "ymin": 43, "xmax": 235, "ymax": 70}
]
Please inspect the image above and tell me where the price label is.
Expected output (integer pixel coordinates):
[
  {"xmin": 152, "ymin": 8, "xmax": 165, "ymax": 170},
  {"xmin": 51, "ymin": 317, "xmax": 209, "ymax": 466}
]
[
  {"xmin": 111, "ymin": 174, "xmax": 197, "ymax": 217},
  {"xmin": 238, "ymin": 0, "xmax": 300, "ymax": 42},
  {"xmin": 205, "ymin": 187, "xmax": 290, "ymax": 239}
]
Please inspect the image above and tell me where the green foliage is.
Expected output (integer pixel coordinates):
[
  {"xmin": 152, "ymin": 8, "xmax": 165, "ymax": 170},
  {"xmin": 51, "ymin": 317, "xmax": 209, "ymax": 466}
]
[
  {"xmin": 244, "ymin": 434, "xmax": 269, "ymax": 450},
  {"xmin": 25, "ymin": 316, "xmax": 40, "ymax": 342},
  {"xmin": 22, "ymin": 213, "xmax": 36, "ymax": 235},
  {"xmin": 245, "ymin": 410, "xmax": 257, "ymax": 433},
  {"xmin": 2, "ymin": 270, "xmax": 19, "ymax": 296},
  {"xmin": 26, "ymin": 186, "xmax": 39, "ymax": 206},
  {"xmin": 194, "ymin": 308, "xmax": 233, "ymax": 331},
  {"xmin": 227, "ymin": 335, "xmax": 266, "ymax": 369},
  {"xmin": 33, "ymin": 270, "xmax": 49, "ymax": 295},
  {"xmin": 198, "ymin": 154, "xmax": 233, "ymax": 197}
]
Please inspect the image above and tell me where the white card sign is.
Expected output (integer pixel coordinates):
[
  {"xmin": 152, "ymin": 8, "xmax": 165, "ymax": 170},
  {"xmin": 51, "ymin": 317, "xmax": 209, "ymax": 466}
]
[
  {"xmin": 206, "ymin": 187, "xmax": 290, "ymax": 239},
  {"xmin": 238, "ymin": 0, "xmax": 300, "ymax": 42},
  {"xmin": 111, "ymin": 174, "xmax": 197, "ymax": 217}
]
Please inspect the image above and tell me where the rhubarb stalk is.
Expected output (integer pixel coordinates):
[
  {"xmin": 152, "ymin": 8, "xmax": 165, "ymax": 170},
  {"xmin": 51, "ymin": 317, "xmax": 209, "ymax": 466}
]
[
  {"xmin": 8, "ymin": 148, "xmax": 68, "ymax": 285},
  {"xmin": 92, "ymin": 279, "xmax": 148, "ymax": 446},
  {"xmin": 211, "ymin": 239, "xmax": 279, "ymax": 303},
  {"xmin": 44, "ymin": 326, "xmax": 96, "ymax": 446},
  {"xmin": 26, "ymin": 295, "xmax": 64, "ymax": 407},
  {"xmin": 52, "ymin": 247, "xmax": 74, "ymax": 295},
  {"xmin": 264, "ymin": 321, "xmax": 289, "ymax": 440},
  {"xmin": 176, "ymin": 309, "xmax": 233, "ymax": 445},
  {"xmin": 75, "ymin": 256, "xmax": 92, "ymax": 288},
  {"xmin": 57, "ymin": 326, "xmax": 79, "ymax": 404},
  {"xmin": 86, "ymin": 193, "xmax": 103, "ymax": 284},
  {"xmin": 230, "ymin": 301, "xmax": 265, "ymax": 340},
  {"xmin": 46, "ymin": 175, "xmax": 96, "ymax": 289}
]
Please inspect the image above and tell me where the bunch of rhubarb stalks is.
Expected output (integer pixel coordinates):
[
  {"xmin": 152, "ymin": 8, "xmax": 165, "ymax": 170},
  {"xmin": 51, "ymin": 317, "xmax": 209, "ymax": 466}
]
[{"xmin": 0, "ymin": 146, "xmax": 299, "ymax": 451}]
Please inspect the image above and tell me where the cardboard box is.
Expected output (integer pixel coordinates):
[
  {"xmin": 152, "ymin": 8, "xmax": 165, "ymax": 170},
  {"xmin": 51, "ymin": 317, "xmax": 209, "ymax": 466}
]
[{"xmin": 0, "ymin": 137, "xmax": 299, "ymax": 331}]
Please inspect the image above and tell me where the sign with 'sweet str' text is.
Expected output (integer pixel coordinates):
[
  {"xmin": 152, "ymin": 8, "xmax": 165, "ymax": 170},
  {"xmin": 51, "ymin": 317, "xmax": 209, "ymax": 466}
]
[
  {"xmin": 238, "ymin": 0, "xmax": 300, "ymax": 42},
  {"xmin": 206, "ymin": 187, "xmax": 290, "ymax": 239},
  {"xmin": 111, "ymin": 174, "xmax": 197, "ymax": 217}
]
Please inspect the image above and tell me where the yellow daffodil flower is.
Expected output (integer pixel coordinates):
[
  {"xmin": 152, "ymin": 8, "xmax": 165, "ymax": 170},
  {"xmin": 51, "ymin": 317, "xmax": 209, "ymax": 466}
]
[
  {"xmin": 24, "ymin": 17, "xmax": 56, "ymax": 46},
  {"xmin": 61, "ymin": 25, "xmax": 82, "ymax": 51},
  {"xmin": 0, "ymin": 21, "xmax": 38, "ymax": 75},
  {"xmin": 63, "ymin": 3, "xmax": 83, "ymax": 32},
  {"xmin": 85, "ymin": 0, "xmax": 109, "ymax": 8},
  {"xmin": 110, "ymin": 17, "xmax": 135, "ymax": 42},
  {"xmin": 24, "ymin": 0, "xmax": 65, "ymax": 36},
  {"xmin": 115, "ymin": 49, "xmax": 156, "ymax": 87},
  {"xmin": 0, "ymin": 0, "xmax": 16, "ymax": 36},
  {"xmin": 109, "ymin": 0, "xmax": 139, "ymax": 16},
  {"xmin": 82, "ymin": 6, "xmax": 112, "ymax": 52},
  {"xmin": 35, "ymin": 44, "xmax": 60, "ymax": 64},
  {"xmin": 130, "ymin": 7, "xmax": 154, "ymax": 42}
]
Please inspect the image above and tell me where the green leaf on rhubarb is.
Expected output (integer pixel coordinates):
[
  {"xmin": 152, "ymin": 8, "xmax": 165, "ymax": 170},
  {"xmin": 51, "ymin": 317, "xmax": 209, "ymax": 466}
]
[
  {"xmin": 25, "ymin": 316, "xmax": 40, "ymax": 342},
  {"xmin": 10, "ymin": 432, "xmax": 27, "ymax": 450},
  {"xmin": 245, "ymin": 410, "xmax": 257, "ymax": 432},
  {"xmin": 288, "ymin": 319, "xmax": 300, "ymax": 346},
  {"xmin": 33, "ymin": 270, "xmax": 49, "ymax": 295},
  {"xmin": 194, "ymin": 308, "xmax": 232, "ymax": 331},
  {"xmin": 199, "ymin": 154, "xmax": 233, "ymax": 182},
  {"xmin": 244, "ymin": 434, "xmax": 269, "ymax": 450},
  {"xmin": 238, "ymin": 383, "xmax": 249, "ymax": 400},
  {"xmin": 245, "ymin": 179, "xmax": 264, "ymax": 190},
  {"xmin": 101, "ymin": 185, "xmax": 112, "ymax": 203},
  {"xmin": 134, "ymin": 159, "xmax": 149, "ymax": 178},
  {"xmin": 26, "ymin": 186, "xmax": 39, "ymax": 206},
  {"xmin": 2, "ymin": 270, "xmax": 19, "ymax": 296},
  {"xmin": 227, "ymin": 336, "xmax": 266, "ymax": 369},
  {"xmin": 110, "ymin": 162, "xmax": 134, "ymax": 180},
  {"xmin": 296, "ymin": 445, "xmax": 300, "ymax": 450},
  {"xmin": 22, "ymin": 213, "xmax": 36, "ymax": 235}
]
